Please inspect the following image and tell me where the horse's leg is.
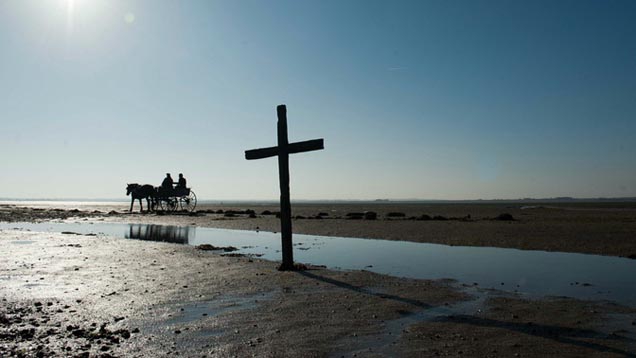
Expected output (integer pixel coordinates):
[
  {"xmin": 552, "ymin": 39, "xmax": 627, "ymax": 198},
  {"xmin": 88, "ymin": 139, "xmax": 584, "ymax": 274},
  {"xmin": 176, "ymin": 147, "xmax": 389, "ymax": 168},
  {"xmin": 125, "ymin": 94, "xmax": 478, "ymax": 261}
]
[
  {"xmin": 130, "ymin": 197, "xmax": 134, "ymax": 212},
  {"xmin": 139, "ymin": 198, "xmax": 143, "ymax": 212}
]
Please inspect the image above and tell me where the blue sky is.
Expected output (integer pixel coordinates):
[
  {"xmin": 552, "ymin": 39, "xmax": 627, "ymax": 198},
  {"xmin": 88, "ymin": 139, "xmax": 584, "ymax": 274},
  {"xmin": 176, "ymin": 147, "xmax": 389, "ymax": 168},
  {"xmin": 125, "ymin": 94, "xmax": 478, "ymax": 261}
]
[{"xmin": 0, "ymin": 0, "xmax": 634, "ymax": 200}]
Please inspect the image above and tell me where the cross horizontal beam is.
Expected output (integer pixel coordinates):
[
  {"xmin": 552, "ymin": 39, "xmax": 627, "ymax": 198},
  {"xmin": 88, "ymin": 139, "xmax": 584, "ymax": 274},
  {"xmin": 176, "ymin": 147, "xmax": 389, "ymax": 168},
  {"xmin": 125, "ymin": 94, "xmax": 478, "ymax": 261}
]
[{"xmin": 245, "ymin": 138, "xmax": 324, "ymax": 160}]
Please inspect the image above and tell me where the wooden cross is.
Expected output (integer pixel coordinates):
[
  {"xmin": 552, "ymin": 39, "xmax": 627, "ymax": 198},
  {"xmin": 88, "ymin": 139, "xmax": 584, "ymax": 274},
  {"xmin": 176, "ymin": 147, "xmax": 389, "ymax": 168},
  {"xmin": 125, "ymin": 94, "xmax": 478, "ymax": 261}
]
[{"xmin": 245, "ymin": 104, "xmax": 324, "ymax": 270}]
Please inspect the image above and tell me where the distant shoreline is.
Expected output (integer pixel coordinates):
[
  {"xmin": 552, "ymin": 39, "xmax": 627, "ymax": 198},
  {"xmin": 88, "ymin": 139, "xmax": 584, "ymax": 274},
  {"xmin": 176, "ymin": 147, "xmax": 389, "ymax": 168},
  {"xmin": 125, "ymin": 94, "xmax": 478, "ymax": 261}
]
[{"xmin": 2, "ymin": 197, "xmax": 636, "ymax": 205}]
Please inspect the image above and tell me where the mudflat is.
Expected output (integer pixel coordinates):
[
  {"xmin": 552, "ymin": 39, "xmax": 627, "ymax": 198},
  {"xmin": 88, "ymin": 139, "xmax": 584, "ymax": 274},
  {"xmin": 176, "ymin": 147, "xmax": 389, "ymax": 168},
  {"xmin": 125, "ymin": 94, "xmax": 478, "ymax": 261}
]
[
  {"xmin": 1, "ymin": 202, "xmax": 636, "ymax": 356},
  {"xmin": 33, "ymin": 201, "xmax": 634, "ymax": 258}
]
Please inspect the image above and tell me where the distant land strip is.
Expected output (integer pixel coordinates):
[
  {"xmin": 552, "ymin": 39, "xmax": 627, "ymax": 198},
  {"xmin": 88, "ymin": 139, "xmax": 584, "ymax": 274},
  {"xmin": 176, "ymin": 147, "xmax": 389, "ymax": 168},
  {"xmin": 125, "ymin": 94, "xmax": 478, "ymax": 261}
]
[{"xmin": 1, "ymin": 197, "xmax": 636, "ymax": 204}]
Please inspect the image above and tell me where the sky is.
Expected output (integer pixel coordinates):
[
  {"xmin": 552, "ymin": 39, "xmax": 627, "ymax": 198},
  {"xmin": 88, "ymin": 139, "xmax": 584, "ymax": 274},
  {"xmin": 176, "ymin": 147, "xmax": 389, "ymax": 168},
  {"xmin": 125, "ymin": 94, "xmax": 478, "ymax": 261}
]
[{"xmin": 0, "ymin": 0, "xmax": 635, "ymax": 200}]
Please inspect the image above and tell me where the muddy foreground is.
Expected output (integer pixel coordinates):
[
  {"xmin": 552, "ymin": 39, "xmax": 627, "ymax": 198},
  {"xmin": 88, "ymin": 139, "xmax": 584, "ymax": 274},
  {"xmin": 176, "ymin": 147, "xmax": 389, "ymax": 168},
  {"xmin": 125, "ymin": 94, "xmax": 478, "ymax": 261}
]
[{"xmin": 1, "ymin": 204, "xmax": 636, "ymax": 356}]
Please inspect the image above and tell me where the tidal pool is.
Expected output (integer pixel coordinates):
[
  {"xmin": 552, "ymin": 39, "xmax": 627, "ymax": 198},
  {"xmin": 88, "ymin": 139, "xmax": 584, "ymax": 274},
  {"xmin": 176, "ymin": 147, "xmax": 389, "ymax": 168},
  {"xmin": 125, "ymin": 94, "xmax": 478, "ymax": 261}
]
[{"xmin": 2, "ymin": 221, "xmax": 635, "ymax": 306}]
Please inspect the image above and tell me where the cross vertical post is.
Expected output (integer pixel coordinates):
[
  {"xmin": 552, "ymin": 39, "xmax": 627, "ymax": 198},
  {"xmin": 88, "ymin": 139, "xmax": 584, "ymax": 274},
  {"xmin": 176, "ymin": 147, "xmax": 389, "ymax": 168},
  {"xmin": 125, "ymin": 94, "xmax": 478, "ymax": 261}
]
[
  {"xmin": 245, "ymin": 104, "xmax": 324, "ymax": 270},
  {"xmin": 276, "ymin": 105, "xmax": 294, "ymax": 269}
]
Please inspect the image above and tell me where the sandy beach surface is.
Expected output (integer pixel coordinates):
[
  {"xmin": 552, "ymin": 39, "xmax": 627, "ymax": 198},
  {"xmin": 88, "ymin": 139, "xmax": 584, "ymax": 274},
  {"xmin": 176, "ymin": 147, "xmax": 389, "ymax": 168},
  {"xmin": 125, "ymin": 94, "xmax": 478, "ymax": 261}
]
[
  {"xmin": 1, "ymin": 202, "xmax": 636, "ymax": 357},
  {"xmin": 5, "ymin": 200, "xmax": 634, "ymax": 257}
]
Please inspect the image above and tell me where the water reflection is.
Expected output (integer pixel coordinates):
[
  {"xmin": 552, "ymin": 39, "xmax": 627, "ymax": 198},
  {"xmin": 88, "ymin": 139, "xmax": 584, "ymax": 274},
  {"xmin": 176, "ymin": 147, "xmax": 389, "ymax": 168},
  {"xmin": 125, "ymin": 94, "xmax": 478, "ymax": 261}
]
[
  {"xmin": 2, "ymin": 221, "xmax": 635, "ymax": 306},
  {"xmin": 126, "ymin": 224, "xmax": 193, "ymax": 244}
]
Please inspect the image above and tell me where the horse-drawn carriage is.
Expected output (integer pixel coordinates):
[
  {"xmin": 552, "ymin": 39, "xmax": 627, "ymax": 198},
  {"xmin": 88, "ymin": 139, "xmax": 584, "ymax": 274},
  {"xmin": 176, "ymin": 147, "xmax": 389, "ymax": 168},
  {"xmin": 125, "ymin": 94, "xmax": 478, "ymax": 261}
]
[
  {"xmin": 154, "ymin": 186, "xmax": 197, "ymax": 212},
  {"xmin": 126, "ymin": 183, "xmax": 197, "ymax": 213}
]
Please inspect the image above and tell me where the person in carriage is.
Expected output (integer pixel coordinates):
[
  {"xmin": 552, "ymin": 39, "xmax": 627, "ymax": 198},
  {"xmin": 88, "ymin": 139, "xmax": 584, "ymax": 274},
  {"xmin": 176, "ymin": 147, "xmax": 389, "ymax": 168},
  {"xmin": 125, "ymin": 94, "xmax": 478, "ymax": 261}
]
[
  {"xmin": 175, "ymin": 173, "xmax": 188, "ymax": 196},
  {"xmin": 159, "ymin": 173, "xmax": 174, "ymax": 196},
  {"xmin": 176, "ymin": 173, "xmax": 187, "ymax": 189},
  {"xmin": 151, "ymin": 172, "xmax": 196, "ymax": 212}
]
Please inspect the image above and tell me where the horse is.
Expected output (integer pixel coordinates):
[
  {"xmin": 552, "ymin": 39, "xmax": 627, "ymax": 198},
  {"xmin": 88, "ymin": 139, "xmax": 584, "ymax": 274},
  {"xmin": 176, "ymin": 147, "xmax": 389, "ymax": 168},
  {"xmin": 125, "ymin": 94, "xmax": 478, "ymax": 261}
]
[{"xmin": 126, "ymin": 183, "xmax": 157, "ymax": 213}]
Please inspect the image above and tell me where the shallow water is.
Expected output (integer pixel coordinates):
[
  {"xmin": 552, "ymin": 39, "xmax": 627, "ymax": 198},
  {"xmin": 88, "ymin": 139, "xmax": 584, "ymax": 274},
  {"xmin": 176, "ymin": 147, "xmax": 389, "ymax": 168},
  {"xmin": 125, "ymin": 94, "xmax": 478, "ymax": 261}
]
[
  {"xmin": 162, "ymin": 292, "xmax": 273, "ymax": 328},
  {"xmin": 2, "ymin": 221, "xmax": 635, "ymax": 306}
]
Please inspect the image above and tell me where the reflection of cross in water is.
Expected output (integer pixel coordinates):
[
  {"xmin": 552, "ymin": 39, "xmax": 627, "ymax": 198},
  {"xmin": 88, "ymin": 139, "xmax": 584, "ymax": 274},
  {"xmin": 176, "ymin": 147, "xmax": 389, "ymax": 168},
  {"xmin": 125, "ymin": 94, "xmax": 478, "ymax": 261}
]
[{"xmin": 245, "ymin": 105, "xmax": 324, "ymax": 270}]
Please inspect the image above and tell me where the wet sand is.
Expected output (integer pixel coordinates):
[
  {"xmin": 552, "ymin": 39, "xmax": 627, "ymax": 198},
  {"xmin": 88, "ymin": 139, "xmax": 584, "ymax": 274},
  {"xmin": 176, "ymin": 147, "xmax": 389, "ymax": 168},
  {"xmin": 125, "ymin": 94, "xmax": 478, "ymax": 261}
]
[
  {"xmin": 8, "ymin": 201, "xmax": 632, "ymax": 258},
  {"xmin": 2, "ymin": 229, "xmax": 635, "ymax": 357},
  {"xmin": 1, "ymin": 202, "xmax": 636, "ymax": 356}
]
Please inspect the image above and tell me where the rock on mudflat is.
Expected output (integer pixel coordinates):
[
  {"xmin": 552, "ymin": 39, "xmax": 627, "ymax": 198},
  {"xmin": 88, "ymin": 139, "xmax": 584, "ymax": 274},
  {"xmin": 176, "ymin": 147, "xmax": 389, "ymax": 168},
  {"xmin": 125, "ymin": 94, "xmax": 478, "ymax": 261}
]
[
  {"xmin": 196, "ymin": 244, "xmax": 238, "ymax": 252},
  {"xmin": 346, "ymin": 212, "xmax": 365, "ymax": 220},
  {"xmin": 494, "ymin": 213, "xmax": 515, "ymax": 221},
  {"xmin": 364, "ymin": 211, "xmax": 377, "ymax": 220}
]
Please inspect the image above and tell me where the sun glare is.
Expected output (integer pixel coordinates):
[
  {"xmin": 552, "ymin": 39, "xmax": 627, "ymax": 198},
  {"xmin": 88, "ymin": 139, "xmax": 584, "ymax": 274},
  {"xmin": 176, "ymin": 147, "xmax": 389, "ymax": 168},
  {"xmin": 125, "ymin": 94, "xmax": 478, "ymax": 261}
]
[
  {"xmin": 65, "ymin": 0, "xmax": 76, "ymax": 34},
  {"xmin": 55, "ymin": 0, "xmax": 117, "ymax": 38}
]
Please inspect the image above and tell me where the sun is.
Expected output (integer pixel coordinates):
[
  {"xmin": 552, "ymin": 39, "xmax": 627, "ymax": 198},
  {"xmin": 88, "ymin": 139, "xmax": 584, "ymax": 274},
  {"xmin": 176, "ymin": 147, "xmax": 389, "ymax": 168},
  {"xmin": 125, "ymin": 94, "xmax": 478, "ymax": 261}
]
[
  {"xmin": 62, "ymin": 0, "xmax": 95, "ymax": 34},
  {"xmin": 64, "ymin": 0, "xmax": 79, "ymax": 14},
  {"xmin": 64, "ymin": 0, "xmax": 77, "ymax": 33}
]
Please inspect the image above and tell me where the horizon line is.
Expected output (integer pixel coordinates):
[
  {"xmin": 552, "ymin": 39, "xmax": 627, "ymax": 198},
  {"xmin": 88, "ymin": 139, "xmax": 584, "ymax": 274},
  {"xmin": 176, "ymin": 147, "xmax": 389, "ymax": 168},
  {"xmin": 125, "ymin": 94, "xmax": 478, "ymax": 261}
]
[{"xmin": 2, "ymin": 197, "xmax": 636, "ymax": 203}]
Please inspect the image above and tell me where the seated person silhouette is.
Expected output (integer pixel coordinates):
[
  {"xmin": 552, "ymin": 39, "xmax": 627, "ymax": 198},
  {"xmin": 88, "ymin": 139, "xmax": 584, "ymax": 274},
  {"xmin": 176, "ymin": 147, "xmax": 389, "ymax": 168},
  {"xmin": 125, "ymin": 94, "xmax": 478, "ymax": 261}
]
[
  {"xmin": 176, "ymin": 173, "xmax": 187, "ymax": 189},
  {"xmin": 175, "ymin": 173, "xmax": 187, "ymax": 196},
  {"xmin": 160, "ymin": 173, "xmax": 173, "ymax": 196}
]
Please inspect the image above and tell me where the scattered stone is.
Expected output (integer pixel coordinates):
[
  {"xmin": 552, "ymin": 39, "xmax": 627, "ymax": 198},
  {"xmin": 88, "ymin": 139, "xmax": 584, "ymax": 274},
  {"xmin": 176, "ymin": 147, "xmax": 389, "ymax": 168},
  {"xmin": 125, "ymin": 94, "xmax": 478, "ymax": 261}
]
[
  {"xmin": 416, "ymin": 214, "xmax": 432, "ymax": 221},
  {"xmin": 221, "ymin": 253, "xmax": 248, "ymax": 257},
  {"xmin": 346, "ymin": 212, "xmax": 364, "ymax": 220},
  {"xmin": 71, "ymin": 328, "xmax": 88, "ymax": 338},
  {"xmin": 196, "ymin": 244, "xmax": 238, "ymax": 252},
  {"xmin": 386, "ymin": 212, "xmax": 406, "ymax": 218},
  {"xmin": 277, "ymin": 262, "xmax": 309, "ymax": 271},
  {"xmin": 364, "ymin": 211, "xmax": 377, "ymax": 220},
  {"xmin": 494, "ymin": 213, "xmax": 515, "ymax": 221}
]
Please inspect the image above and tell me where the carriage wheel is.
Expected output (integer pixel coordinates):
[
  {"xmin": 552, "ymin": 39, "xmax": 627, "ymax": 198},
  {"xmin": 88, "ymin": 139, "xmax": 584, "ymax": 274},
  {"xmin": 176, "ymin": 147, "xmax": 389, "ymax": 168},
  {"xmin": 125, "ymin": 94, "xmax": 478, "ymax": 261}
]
[
  {"xmin": 179, "ymin": 190, "xmax": 197, "ymax": 212},
  {"xmin": 158, "ymin": 198, "xmax": 178, "ymax": 212}
]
